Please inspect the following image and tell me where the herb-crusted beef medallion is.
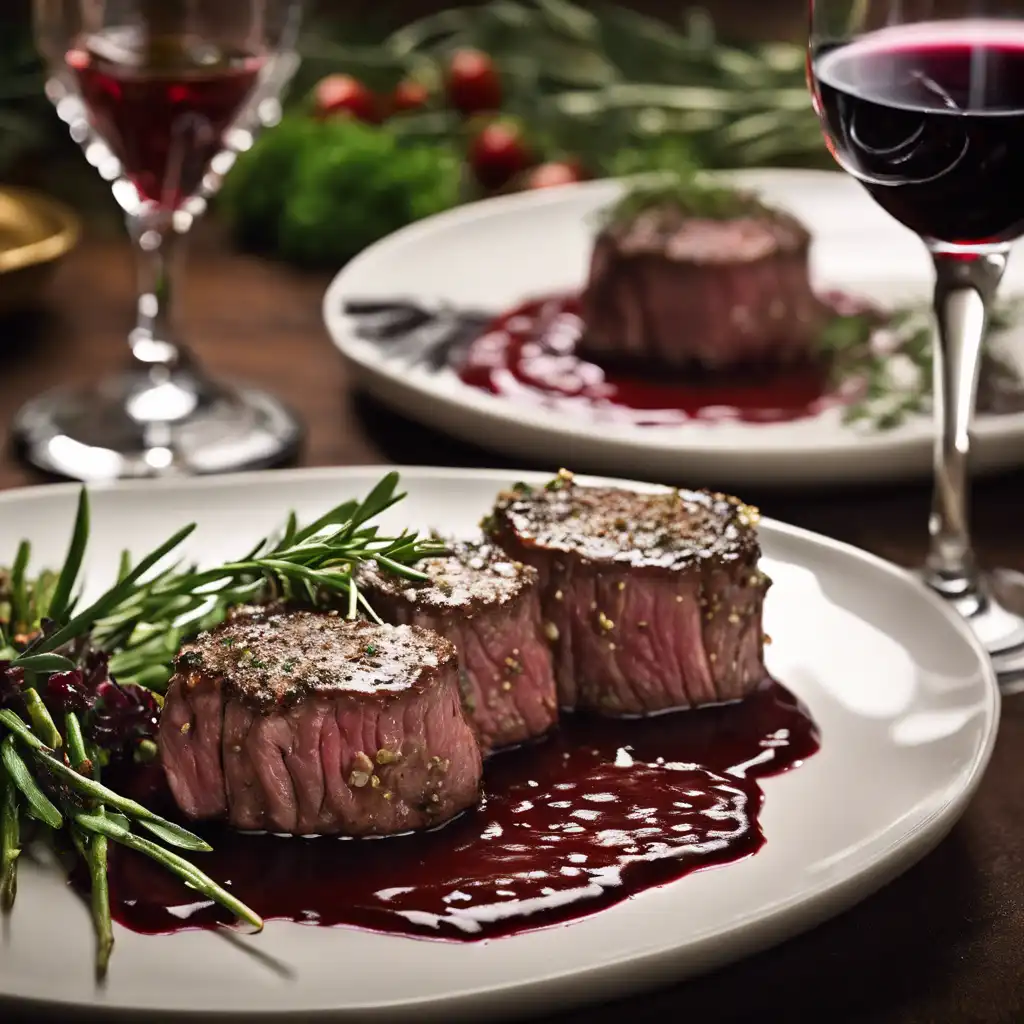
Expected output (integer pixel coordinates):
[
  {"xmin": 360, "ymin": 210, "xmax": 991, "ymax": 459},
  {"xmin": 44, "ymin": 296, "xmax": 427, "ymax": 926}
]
[
  {"xmin": 579, "ymin": 184, "xmax": 829, "ymax": 372},
  {"xmin": 158, "ymin": 613, "xmax": 483, "ymax": 836},
  {"xmin": 359, "ymin": 539, "xmax": 558, "ymax": 754},
  {"xmin": 485, "ymin": 473, "xmax": 771, "ymax": 715}
]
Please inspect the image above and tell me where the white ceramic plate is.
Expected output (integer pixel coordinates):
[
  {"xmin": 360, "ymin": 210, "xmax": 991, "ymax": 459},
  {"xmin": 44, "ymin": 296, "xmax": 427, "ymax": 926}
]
[
  {"xmin": 324, "ymin": 170, "xmax": 1024, "ymax": 487},
  {"xmin": 0, "ymin": 467, "xmax": 998, "ymax": 1020}
]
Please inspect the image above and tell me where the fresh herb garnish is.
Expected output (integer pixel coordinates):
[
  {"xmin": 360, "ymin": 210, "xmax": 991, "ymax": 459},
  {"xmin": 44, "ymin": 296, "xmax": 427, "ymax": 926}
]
[
  {"xmin": 824, "ymin": 298, "xmax": 1024, "ymax": 431},
  {"xmin": 604, "ymin": 174, "xmax": 770, "ymax": 228},
  {"xmin": 0, "ymin": 471, "xmax": 444, "ymax": 976}
]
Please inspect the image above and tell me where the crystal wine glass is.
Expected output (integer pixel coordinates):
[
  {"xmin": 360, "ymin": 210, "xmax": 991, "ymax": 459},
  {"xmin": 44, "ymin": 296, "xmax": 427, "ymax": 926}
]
[
  {"xmin": 21, "ymin": 0, "xmax": 305, "ymax": 481},
  {"xmin": 809, "ymin": 0, "xmax": 1024, "ymax": 690}
]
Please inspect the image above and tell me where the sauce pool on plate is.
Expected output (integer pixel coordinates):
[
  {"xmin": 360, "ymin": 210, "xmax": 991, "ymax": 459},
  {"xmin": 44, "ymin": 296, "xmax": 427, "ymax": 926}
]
[
  {"xmin": 105, "ymin": 680, "xmax": 819, "ymax": 941},
  {"xmin": 458, "ymin": 294, "xmax": 839, "ymax": 426}
]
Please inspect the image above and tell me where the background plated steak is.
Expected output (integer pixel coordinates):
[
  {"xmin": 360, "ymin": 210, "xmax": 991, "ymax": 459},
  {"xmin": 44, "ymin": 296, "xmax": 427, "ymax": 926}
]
[
  {"xmin": 359, "ymin": 540, "xmax": 558, "ymax": 754},
  {"xmin": 159, "ymin": 613, "xmax": 483, "ymax": 836},
  {"xmin": 486, "ymin": 473, "xmax": 770, "ymax": 716},
  {"xmin": 579, "ymin": 191, "xmax": 828, "ymax": 371}
]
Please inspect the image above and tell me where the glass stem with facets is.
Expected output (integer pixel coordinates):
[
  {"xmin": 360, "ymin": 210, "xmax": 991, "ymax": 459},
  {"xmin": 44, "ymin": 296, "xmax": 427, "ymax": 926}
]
[
  {"xmin": 127, "ymin": 210, "xmax": 188, "ymax": 372},
  {"xmin": 924, "ymin": 249, "xmax": 1008, "ymax": 604}
]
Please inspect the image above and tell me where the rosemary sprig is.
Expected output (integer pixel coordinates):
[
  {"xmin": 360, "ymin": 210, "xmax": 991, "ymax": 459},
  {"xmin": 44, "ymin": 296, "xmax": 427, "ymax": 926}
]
[
  {"xmin": 0, "ymin": 735, "xmax": 62, "ymax": 829},
  {"xmin": 21, "ymin": 525, "xmax": 197, "ymax": 660},
  {"xmin": 47, "ymin": 487, "xmax": 90, "ymax": 626},
  {"xmin": 98, "ymin": 471, "xmax": 445, "ymax": 686},
  {"xmin": 65, "ymin": 712, "xmax": 112, "ymax": 978},
  {"xmin": 75, "ymin": 813, "xmax": 263, "ymax": 932},
  {"xmin": 604, "ymin": 173, "xmax": 769, "ymax": 226},
  {"xmin": 1, "ymin": 710, "xmax": 202, "ymax": 852},
  {"xmin": 0, "ymin": 766, "xmax": 19, "ymax": 911},
  {"xmin": 0, "ymin": 470, "xmax": 445, "ymax": 974},
  {"xmin": 822, "ymin": 298, "xmax": 1024, "ymax": 431}
]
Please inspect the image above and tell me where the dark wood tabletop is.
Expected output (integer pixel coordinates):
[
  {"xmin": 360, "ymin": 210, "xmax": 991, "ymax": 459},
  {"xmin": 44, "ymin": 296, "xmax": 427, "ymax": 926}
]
[{"xmin": 1, "ymin": 222, "xmax": 1023, "ymax": 1023}]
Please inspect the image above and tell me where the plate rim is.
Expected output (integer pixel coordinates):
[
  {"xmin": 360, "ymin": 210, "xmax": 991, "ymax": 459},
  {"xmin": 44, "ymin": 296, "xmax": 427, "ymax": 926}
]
[
  {"xmin": 321, "ymin": 170, "xmax": 1024, "ymax": 484},
  {"xmin": 0, "ymin": 465, "xmax": 1001, "ymax": 1019}
]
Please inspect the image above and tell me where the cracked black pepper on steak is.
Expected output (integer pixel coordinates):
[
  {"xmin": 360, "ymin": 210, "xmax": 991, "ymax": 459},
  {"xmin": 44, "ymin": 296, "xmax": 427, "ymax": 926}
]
[
  {"xmin": 158, "ymin": 612, "xmax": 483, "ymax": 836},
  {"xmin": 359, "ymin": 539, "xmax": 558, "ymax": 754},
  {"xmin": 484, "ymin": 471, "xmax": 771, "ymax": 715}
]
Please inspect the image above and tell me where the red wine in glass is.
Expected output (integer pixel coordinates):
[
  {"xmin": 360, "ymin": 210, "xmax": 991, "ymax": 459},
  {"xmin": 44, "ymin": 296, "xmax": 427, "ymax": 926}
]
[
  {"xmin": 68, "ymin": 28, "xmax": 263, "ymax": 209},
  {"xmin": 813, "ymin": 20, "xmax": 1024, "ymax": 247}
]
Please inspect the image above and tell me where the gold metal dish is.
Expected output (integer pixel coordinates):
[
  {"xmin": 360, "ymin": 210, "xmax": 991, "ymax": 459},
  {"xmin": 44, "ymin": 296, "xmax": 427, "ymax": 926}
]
[{"xmin": 0, "ymin": 186, "xmax": 80, "ymax": 315}]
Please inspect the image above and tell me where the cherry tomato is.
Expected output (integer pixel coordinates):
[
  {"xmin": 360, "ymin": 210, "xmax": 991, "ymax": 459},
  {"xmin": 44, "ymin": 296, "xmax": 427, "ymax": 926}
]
[
  {"xmin": 469, "ymin": 121, "xmax": 533, "ymax": 190},
  {"xmin": 447, "ymin": 49, "xmax": 502, "ymax": 116},
  {"xmin": 523, "ymin": 161, "xmax": 587, "ymax": 189},
  {"xmin": 313, "ymin": 74, "xmax": 381, "ymax": 123},
  {"xmin": 390, "ymin": 79, "xmax": 430, "ymax": 113}
]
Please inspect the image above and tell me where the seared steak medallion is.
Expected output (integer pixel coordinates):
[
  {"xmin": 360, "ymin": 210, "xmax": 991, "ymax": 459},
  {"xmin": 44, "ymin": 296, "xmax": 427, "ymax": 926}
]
[
  {"xmin": 579, "ymin": 191, "xmax": 828, "ymax": 372},
  {"xmin": 485, "ymin": 472, "xmax": 770, "ymax": 716},
  {"xmin": 158, "ymin": 612, "xmax": 483, "ymax": 836},
  {"xmin": 359, "ymin": 540, "xmax": 558, "ymax": 754}
]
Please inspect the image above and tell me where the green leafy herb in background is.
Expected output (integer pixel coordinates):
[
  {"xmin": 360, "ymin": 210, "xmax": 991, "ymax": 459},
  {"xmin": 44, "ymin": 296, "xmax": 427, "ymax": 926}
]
[
  {"xmin": 219, "ymin": 116, "xmax": 463, "ymax": 269},
  {"xmin": 822, "ymin": 300, "xmax": 1024, "ymax": 431},
  {"xmin": 376, "ymin": 2, "xmax": 820, "ymax": 168},
  {"xmin": 218, "ymin": 1, "xmax": 822, "ymax": 270},
  {"xmin": 0, "ymin": 2, "xmax": 820, "ymax": 217}
]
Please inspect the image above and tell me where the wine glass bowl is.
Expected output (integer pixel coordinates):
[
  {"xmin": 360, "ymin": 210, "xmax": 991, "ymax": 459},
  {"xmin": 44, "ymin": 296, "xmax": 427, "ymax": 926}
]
[
  {"xmin": 812, "ymin": 19, "xmax": 1024, "ymax": 248},
  {"xmin": 809, "ymin": 1, "xmax": 1024, "ymax": 690},
  {"xmin": 66, "ymin": 30, "xmax": 263, "ymax": 211},
  {"xmin": 16, "ymin": 0, "xmax": 304, "ymax": 481}
]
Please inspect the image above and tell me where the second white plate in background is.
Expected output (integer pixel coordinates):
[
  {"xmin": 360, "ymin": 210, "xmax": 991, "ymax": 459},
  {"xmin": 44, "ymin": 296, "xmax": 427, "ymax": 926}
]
[{"xmin": 324, "ymin": 170, "xmax": 1024, "ymax": 487}]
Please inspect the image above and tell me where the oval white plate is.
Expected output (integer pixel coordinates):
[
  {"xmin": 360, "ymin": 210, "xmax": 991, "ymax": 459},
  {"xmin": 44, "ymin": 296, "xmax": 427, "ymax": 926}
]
[
  {"xmin": 0, "ymin": 466, "xmax": 998, "ymax": 1019},
  {"xmin": 324, "ymin": 170, "xmax": 1024, "ymax": 486}
]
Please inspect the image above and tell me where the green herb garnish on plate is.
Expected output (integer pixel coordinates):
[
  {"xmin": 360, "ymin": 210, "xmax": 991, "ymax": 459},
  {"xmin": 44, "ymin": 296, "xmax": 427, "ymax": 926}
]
[{"xmin": 0, "ymin": 471, "xmax": 445, "ymax": 977}]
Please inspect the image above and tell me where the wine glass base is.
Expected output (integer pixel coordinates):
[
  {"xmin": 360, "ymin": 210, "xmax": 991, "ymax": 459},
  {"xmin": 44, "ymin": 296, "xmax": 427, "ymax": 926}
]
[
  {"xmin": 11, "ymin": 369, "xmax": 303, "ymax": 482},
  {"xmin": 924, "ymin": 568, "xmax": 1024, "ymax": 695}
]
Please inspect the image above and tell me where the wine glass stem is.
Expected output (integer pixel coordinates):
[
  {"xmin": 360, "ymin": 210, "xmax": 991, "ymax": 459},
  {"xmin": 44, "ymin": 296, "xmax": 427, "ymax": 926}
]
[
  {"xmin": 925, "ymin": 247, "xmax": 1008, "ymax": 598},
  {"xmin": 127, "ymin": 210, "xmax": 188, "ymax": 371}
]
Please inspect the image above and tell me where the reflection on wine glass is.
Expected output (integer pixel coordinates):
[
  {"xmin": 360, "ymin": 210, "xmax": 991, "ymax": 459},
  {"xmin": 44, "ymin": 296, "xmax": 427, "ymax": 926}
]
[
  {"xmin": 809, "ymin": 2, "xmax": 1024, "ymax": 691},
  {"xmin": 18, "ymin": 0, "xmax": 305, "ymax": 481}
]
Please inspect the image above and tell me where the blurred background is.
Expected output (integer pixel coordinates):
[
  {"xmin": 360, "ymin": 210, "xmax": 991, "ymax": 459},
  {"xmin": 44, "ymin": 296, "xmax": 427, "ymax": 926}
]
[
  {"xmin": 0, "ymin": 0, "xmax": 809, "ymax": 216},
  {"xmin": 0, "ymin": 0, "xmax": 843, "ymax": 485}
]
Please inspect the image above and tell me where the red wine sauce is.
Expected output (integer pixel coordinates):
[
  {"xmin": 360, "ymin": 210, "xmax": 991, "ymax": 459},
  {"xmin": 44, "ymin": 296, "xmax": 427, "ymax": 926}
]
[
  {"xmin": 458, "ymin": 295, "xmax": 838, "ymax": 425},
  {"xmin": 68, "ymin": 29, "xmax": 262, "ymax": 208},
  {"xmin": 106, "ymin": 680, "xmax": 818, "ymax": 941}
]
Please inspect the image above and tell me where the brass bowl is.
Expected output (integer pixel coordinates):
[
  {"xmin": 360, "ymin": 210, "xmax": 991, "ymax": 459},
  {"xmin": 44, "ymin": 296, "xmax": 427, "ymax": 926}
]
[{"xmin": 0, "ymin": 186, "xmax": 80, "ymax": 315}]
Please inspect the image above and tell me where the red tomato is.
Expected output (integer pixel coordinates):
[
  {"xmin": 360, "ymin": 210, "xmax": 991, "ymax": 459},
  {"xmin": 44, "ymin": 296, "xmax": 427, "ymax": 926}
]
[
  {"xmin": 391, "ymin": 79, "xmax": 430, "ymax": 113},
  {"xmin": 313, "ymin": 74, "xmax": 381, "ymax": 123},
  {"xmin": 524, "ymin": 161, "xmax": 587, "ymax": 189},
  {"xmin": 446, "ymin": 49, "xmax": 502, "ymax": 116},
  {"xmin": 469, "ymin": 121, "xmax": 533, "ymax": 190}
]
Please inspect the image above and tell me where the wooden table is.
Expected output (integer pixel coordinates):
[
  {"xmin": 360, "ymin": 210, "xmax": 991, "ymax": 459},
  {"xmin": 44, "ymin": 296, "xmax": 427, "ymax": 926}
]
[{"xmin": 2, "ymin": 225, "xmax": 1023, "ymax": 1023}]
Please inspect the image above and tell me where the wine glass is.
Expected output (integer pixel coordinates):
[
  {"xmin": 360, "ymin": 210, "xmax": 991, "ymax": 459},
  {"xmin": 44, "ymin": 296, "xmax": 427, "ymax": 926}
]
[
  {"xmin": 809, "ymin": 0, "xmax": 1024, "ymax": 690},
  {"xmin": 20, "ymin": 0, "xmax": 305, "ymax": 481}
]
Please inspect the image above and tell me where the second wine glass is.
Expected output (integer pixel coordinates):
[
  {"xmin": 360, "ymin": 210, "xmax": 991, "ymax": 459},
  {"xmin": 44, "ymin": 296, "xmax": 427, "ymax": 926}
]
[
  {"xmin": 809, "ymin": 1, "xmax": 1024, "ymax": 689},
  {"xmin": 20, "ymin": 0, "xmax": 305, "ymax": 481}
]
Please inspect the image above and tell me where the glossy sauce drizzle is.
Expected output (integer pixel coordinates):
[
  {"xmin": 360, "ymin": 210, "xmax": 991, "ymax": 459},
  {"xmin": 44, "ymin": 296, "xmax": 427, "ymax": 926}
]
[
  {"xmin": 106, "ymin": 681, "xmax": 819, "ymax": 941},
  {"xmin": 457, "ymin": 294, "xmax": 840, "ymax": 426}
]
